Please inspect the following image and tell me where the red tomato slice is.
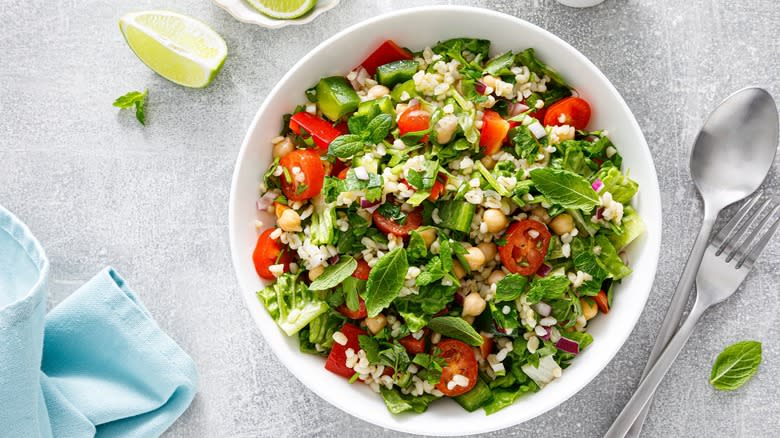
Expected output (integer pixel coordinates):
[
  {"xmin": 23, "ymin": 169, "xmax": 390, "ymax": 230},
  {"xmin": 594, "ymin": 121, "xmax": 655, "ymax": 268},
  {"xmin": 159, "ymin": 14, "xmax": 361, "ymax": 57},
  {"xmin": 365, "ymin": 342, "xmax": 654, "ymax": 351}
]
[
  {"xmin": 428, "ymin": 173, "xmax": 447, "ymax": 201},
  {"xmin": 289, "ymin": 112, "xmax": 341, "ymax": 154},
  {"xmin": 372, "ymin": 206, "xmax": 423, "ymax": 237},
  {"xmin": 498, "ymin": 219, "xmax": 552, "ymax": 276},
  {"xmin": 435, "ymin": 339, "xmax": 478, "ymax": 396},
  {"xmin": 543, "ymin": 97, "xmax": 591, "ymax": 130},
  {"xmin": 352, "ymin": 258, "xmax": 371, "ymax": 280},
  {"xmin": 360, "ymin": 40, "xmax": 414, "ymax": 75},
  {"xmin": 479, "ymin": 333, "xmax": 494, "ymax": 359},
  {"xmin": 479, "ymin": 110, "xmax": 510, "ymax": 155},
  {"xmin": 279, "ymin": 149, "xmax": 325, "ymax": 202},
  {"xmin": 399, "ymin": 328, "xmax": 429, "ymax": 355},
  {"xmin": 337, "ymin": 168, "xmax": 349, "ymax": 180},
  {"xmin": 336, "ymin": 298, "xmax": 368, "ymax": 320},
  {"xmin": 252, "ymin": 228, "xmax": 293, "ymax": 280},
  {"xmin": 325, "ymin": 323, "xmax": 366, "ymax": 378},
  {"xmin": 594, "ymin": 290, "xmax": 609, "ymax": 314},
  {"xmin": 398, "ymin": 103, "xmax": 431, "ymax": 138}
]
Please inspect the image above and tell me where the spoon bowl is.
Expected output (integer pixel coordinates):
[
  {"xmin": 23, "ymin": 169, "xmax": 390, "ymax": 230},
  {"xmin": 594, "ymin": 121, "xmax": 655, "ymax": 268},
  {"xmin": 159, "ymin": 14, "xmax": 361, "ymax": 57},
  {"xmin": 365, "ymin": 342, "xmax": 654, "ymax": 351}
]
[{"xmin": 690, "ymin": 87, "xmax": 779, "ymax": 211}]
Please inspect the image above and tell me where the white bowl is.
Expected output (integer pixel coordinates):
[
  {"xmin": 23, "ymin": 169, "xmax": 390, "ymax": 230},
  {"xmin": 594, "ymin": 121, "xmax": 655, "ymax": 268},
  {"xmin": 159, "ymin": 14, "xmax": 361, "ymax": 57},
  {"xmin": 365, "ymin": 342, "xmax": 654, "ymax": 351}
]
[
  {"xmin": 213, "ymin": 0, "xmax": 340, "ymax": 29},
  {"xmin": 229, "ymin": 6, "xmax": 662, "ymax": 436}
]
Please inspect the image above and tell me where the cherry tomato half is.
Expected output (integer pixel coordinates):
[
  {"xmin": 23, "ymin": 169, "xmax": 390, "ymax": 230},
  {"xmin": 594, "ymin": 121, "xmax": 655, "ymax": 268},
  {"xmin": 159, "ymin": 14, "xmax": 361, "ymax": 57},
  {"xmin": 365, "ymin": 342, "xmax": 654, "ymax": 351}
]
[
  {"xmin": 352, "ymin": 258, "xmax": 371, "ymax": 281},
  {"xmin": 372, "ymin": 206, "xmax": 423, "ymax": 237},
  {"xmin": 398, "ymin": 104, "xmax": 431, "ymax": 138},
  {"xmin": 325, "ymin": 323, "xmax": 366, "ymax": 378},
  {"xmin": 435, "ymin": 339, "xmax": 478, "ymax": 397},
  {"xmin": 594, "ymin": 290, "xmax": 610, "ymax": 314},
  {"xmin": 543, "ymin": 97, "xmax": 591, "ymax": 130},
  {"xmin": 498, "ymin": 219, "xmax": 552, "ymax": 276},
  {"xmin": 279, "ymin": 149, "xmax": 325, "ymax": 202},
  {"xmin": 428, "ymin": 173, "xmax": 447, "ymax": 201},
  {"xmin": 252, "ymin": 228, "xmax": 293, "ymax": 280},
  {"xmin": 479, "ymin": 109, "xmax": 510, "ymax": 155},
  {"xmin": 399, "ymin": 328, "xmax": 429, "ymax": 355},
  {"xmin": 479, "ymin": 333, "xmax": 494, "ymax": 360}
]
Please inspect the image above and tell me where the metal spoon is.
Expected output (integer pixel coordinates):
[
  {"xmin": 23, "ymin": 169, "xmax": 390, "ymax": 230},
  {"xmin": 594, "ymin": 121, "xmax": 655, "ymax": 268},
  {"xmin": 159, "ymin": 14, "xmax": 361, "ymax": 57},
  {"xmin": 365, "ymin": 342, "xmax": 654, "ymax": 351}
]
[{"xmin": 622, "ymin": 87, "xmax": 778, "ymax": 438}]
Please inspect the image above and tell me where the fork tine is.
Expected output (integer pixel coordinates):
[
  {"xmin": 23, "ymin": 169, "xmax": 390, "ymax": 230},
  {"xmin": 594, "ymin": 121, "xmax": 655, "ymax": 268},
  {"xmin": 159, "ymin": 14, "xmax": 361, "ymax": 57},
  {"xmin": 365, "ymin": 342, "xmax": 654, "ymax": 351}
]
[
  {"xmin": 723, "ymin": 199, "xmax": 773, "ymax": 261},
  {"xmin": 737, "ymin": 204, "xmax": 780, "ymax": 269},
  {"xmin": 714, "ymin": 192, "xmax": 764, "ymax": 255}
]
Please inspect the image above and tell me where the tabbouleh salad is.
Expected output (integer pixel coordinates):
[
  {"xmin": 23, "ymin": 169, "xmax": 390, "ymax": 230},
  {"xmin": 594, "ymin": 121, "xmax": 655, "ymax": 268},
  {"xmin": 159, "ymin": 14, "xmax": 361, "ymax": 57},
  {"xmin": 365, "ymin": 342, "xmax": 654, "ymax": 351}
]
[{"xmin": 252, "ymin": 38, "xmax": 645, "ymax": 415}]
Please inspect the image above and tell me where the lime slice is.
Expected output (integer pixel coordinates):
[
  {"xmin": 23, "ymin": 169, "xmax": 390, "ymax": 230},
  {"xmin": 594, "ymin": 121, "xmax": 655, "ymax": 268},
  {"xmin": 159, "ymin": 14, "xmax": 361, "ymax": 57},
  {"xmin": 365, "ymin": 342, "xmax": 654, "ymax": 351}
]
[
  {"xmin": 119, "ymin": 11, "xmax": 227, "ymax": 88},
  {"xmin": 245, "ymin": 0, "xmax": 317, "ymax": 19}
]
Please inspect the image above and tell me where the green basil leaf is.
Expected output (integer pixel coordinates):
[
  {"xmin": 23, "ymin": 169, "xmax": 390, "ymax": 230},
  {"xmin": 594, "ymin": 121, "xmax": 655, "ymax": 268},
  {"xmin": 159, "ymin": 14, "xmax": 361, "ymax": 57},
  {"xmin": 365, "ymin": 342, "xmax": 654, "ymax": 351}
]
[
  {"xmin": 328, "ymin": 134, "xmax": 365, "ymax": 159},
  {"xmin": 366, "ymin": 113, "xmax": 393, "ymax": 144},
  {"xmin": 365, "ymin": 248, "xmax": 408, "ymax": 317},
  {"xmin": 427, "ymin": 316, "xmax": 484, "ymax": 346},
  {"xmin": 494, "ymin": 274, "xmax": 529, "ymax": 302},
  {"xmin": 309, "ymin": 256, "xmax": 358, "ymax": 290},
  {"xmin": 529, "ymin": 167, "xmax": 599, "ymax": 211},
  {"xmin": 709, "ymin": 340, "xmax": 762, "ymax": 391}
]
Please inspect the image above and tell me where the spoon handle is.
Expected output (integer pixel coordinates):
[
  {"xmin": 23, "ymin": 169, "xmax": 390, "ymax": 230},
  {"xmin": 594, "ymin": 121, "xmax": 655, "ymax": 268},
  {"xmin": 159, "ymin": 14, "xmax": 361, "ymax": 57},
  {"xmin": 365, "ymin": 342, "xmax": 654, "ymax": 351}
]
[
  {"xmin": 605, "ymin": 297, "xmax": 708, "ymax": 438},
  {"xmin": 622, "ymin": 211, "xmax": 716, "ymax": 438}
]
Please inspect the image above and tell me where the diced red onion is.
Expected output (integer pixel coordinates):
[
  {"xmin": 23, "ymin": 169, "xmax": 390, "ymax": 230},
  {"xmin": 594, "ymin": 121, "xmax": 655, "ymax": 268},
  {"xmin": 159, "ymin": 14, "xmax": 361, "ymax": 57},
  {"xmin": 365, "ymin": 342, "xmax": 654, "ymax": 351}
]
[
  {"xmin": 596, "ymin": 207, "xmax": 605, "ymax": 220},
  {"xmin": 533, "ymin": 302, "xmax": 551, "ymax": 317},
  {"xmin": 408, "ymin": 98, "xmax": 419, "ymax": 107},
  {"xmin": 540, "ymin": 327, "xmax": 551, "ymax": 341},
  {"xmin": 509, "ymin": 102, "xmax": 530, "ymax": 117},
  {"xmin": 256, "ymin": 192, "xmax": 277, "ymax": 211},
  {"xmin": 556, "ymin": 337, "xmax": 580, "ymax": 355},
  {"xmin": 591, "ymin": 178, "xmax": 604, "ymax": 192},
  {"xmin": 474, "ymin": 81, "xmax": 487, "ymax": 95},
  {"xmin": 536, "ymin": 263, "xmax": 552, "ymax": 277},
  {"xmin": 329, "ymin": 255, "xmax": 340, "ymax": 264},
  {"xmin": 528, "ymin": 121, "xmax": 546, "ymax": 139},
  {"xmin": 454, "ymin": 292, "xmax": 465, "ymax": 306},
  {"xmin": 360, "ymin": 198, "xmax": 379, "ymax": 209},
  {"xmin": 364, "ymin": 204, "xmax": 380, "ymax": 214}
]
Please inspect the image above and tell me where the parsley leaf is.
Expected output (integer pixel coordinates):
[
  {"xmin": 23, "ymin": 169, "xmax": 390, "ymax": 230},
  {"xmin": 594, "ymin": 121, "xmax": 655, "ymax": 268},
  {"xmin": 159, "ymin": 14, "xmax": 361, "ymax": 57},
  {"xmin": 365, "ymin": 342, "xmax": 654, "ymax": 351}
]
[{"xmin": 113, "ymin": 89, "xmax": 148, "ymax": 125}]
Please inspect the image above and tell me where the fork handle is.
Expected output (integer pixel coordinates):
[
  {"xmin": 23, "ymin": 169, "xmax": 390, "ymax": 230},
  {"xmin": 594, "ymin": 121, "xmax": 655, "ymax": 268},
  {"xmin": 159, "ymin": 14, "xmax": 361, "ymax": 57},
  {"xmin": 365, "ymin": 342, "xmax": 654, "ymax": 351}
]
[
  {"xmin": 604, "ymin": 298, "xmax": 708, "ymax": 438},
  {"xmin": 623, "ymin": 212, "xmax": 717, "ymax": 437}
]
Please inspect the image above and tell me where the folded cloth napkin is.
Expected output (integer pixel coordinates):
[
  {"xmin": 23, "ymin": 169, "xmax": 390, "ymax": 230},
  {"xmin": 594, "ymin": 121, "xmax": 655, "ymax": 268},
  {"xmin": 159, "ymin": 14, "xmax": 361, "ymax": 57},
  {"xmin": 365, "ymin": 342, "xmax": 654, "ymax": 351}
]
[{"xmin": 0, "ymin": 205, "xmax": 198, "ymax": 438}]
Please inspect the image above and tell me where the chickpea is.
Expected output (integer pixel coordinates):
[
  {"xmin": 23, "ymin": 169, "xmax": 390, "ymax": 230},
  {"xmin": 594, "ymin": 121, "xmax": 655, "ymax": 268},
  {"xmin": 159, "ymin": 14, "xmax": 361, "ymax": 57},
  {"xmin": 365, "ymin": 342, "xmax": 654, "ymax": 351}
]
[
  {"xmin": 418, "ymin": 228, "xmax": 437, "ymax": 248},
  {"xmin": 581, "ymin": 298, "xmax": 598, "ymax": 320},
  {"xmin": 275, "ymin": 203, "xmax": 288, "ymax": 219},
  {"xmin": 272, "ymin": 137, "xmax": 294, "ymax": 159},
  {"xmin": 365, "ymin": 314, "xmax": 387, "ymax": 334},
  {"xmin": 480, "ymin": 155, "xmax": 496, "ymax": 170},
  {"xmin": 549, "ymin": 213, "xmax": 575, "ymax": 236},
  {"xmin": 367, "ymin": 84, "xmax": 390, "ymax": 100},
  {"xmin": 452, "ymin": 260, "xmax": 466, "ymax": 279},
  {"xmin": 531, "ymin": 206, "xmax": 550, "ymax": 223},
  {"xmin": 487, "ymin": 270, "xmax": 506, "ymax": 285},
  {"xmin": 482, "ymin": 208, "xmax": 509, "ymax": 233},
  {"xmin": 463, "ymin": 315, "xmax": 476, "ymax": 325},
  {"xmin": 308, "ymin": 265, "xmax": 325, "ymax": 282},
  {"xmin": 481, "ymin": 75, "xmax": 498, "ymax": 89},
  {"xmin": 462, "ymin": 292, "xmax": 487, "ymax": 317},
  {"xmin": 464, "ymin": 246, "xmax": 486, "ymax": 271},
  {"xmin": 477, "ymin": 242, "xmax": 497, "ymax": 262},
  {"xmin": 434, "ymin": 115, "xmax": 459, "ymax": 144},
  {"xmin": 278, "ymin": 208, "xmax": 302, "ymax": 232}
]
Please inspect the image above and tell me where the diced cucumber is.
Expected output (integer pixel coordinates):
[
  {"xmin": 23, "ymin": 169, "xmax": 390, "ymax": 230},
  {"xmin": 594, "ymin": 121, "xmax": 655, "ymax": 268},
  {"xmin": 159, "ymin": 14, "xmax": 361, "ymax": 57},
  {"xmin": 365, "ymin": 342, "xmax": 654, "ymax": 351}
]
[
  {"xmin": 390, "ymin": 79, "xmax": 418, "ymax": 102},
  {"xmin": 376, "ymin": 60, "xmax": 420, "ymax": 88},
  {"xmin": 437, "ymin": 200, "xmax": 476, "ymax": 233},
  {"xmin": 357, "ymin": 95, "xmax": 395, "ymax": 120},
  {"xmin": 453, "ymin": 378, "xmax": 493, "ymax": 412},
  {"xmin": 316, "ymin": 76, "xmax": 360, "ymax": 121}
]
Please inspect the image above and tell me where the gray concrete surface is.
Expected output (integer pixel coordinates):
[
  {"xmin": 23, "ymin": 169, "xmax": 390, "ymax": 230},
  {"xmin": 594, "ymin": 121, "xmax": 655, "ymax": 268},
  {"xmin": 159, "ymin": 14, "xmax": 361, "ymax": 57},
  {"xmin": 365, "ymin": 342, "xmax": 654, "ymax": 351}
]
[{"xmin": 1, "ymin": 0, "xmax": 779, "ymax": 436}]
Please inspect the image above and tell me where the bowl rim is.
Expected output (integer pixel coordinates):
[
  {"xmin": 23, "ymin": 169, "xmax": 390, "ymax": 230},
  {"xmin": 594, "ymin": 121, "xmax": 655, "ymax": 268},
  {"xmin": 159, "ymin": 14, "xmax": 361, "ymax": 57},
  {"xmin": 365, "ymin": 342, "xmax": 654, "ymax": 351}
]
[{"xmin": 229, "ymin": 5, "xmax": 662, "ymax": 435}]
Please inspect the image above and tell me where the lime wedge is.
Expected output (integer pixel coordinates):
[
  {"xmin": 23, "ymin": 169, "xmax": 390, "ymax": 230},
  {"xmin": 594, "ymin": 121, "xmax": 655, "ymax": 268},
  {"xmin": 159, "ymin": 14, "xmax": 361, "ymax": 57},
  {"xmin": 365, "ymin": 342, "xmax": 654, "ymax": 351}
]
[
  {"xmin": 245, "ymin": 0, "xmax": 317, "ymax": 19},
  {"xmin": 119, "ymin": 11, "xmax": 227, "ymax": 88}
]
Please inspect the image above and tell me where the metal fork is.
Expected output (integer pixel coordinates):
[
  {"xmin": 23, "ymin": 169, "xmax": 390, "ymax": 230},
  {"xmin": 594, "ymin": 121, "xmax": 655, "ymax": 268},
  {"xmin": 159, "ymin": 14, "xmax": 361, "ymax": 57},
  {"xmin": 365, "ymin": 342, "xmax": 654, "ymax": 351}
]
[{"xmin": 604, "ymin": 194, "xmax": 780, "ymax": 438}]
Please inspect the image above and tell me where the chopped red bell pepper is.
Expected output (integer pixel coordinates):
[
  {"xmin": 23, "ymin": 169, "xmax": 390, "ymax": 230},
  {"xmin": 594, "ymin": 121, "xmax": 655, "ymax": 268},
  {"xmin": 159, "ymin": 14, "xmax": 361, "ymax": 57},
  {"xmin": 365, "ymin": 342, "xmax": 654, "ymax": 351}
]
[
  {"xmin": 360, "ymin": 40, "xmax": 414, "ymax": 75},
  {"xmin": 325, "ymin": 323, "xmax": 366, "ymax": 378},
  {"xmin": 289, "ymin": 112, "xmax": 341, "ymax": 154},
  {"xmin": 399, "ymin": 328, "xmax": 429, "ymax": 355},
  {"xmin": 480, "ymin": 110, "xmax": 510, "ymax": 155}
]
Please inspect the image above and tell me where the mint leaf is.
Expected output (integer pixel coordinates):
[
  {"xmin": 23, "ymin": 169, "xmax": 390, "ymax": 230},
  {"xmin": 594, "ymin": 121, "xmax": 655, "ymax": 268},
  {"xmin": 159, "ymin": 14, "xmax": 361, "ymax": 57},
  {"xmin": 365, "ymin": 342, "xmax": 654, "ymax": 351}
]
[
  {"xmin": 530, "ymin": 168, "xmax": 599, "ymax": 211},
  {"xmin": 526, "ymin": 275, "xmax": 571, "ymax": 304},
  {"xmin": 113, "ymin": 89, "xmax": 148, "ymax": 125},
  {"xmin": 427, "ymin": 316, "xmax": 484, "ymax": 346},
  {"xmin": 328, "ymin": 134, "xmax": 364, "ymax": 159},
  {"xmin": 494, "ymin": 274, "xmax": 529, "ymax": 302},
  {"xmin": 366, "ymin": 113, "xmax": 393, "ymax": 143},
  {"xmin": 308, "ymin": 256, "xmax": 357, "ymax": 291},
  {"xmin": 406, "ymin": 231, "xmax": 428, "ymax": 262},
  {"xmin": 348, "ymin": 115, "xmax": 369, "ymax": 135},
  {"xmin": 365, "ymin": 248, "xmax": 408, "ymax": 317},
  {"xmin": 710, "ymin": 341, "xmax": 762, "ymax": 391},
  {"xmin": 415, "ymin": 257, "xmax": 445, "ymax": 286}
]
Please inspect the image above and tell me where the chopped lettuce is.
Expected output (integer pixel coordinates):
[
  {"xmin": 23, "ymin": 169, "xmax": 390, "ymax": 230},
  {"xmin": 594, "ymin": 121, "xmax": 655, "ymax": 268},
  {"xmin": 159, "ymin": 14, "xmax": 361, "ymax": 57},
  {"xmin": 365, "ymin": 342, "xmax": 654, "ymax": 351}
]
[
  {"xmin": 380, "ymin": 387, "xmax": 437, "ymax": 414},
  {"xmin": 257, "ymin": 273, "xmax": 329, "ymax": 336},
  {"xmin": 608, "ymin": 206, "xmax": 646, "ymax": 251},
  {"xmin": 595, "ymin": 165, "xmax": 638, "ymax": 204},
  {"xmin": 310, "ymin": 198, "xmax": 337, "ymax": 245}
]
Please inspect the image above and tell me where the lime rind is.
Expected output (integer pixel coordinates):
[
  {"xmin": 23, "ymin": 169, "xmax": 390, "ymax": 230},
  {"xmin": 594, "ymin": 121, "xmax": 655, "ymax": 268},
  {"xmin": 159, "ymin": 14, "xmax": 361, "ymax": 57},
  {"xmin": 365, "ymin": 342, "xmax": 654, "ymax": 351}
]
[{"xmin": 244, "ymin": 0, "xmax": 317, "ymax": 19}]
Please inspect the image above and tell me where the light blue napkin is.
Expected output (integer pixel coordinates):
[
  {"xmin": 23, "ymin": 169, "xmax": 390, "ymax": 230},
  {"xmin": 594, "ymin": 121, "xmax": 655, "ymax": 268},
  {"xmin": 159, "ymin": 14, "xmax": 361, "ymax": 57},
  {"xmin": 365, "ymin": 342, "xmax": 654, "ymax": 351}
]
[{"xmin": 0, "ymin": 205, "xmax": 198, "ymax": 437}]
